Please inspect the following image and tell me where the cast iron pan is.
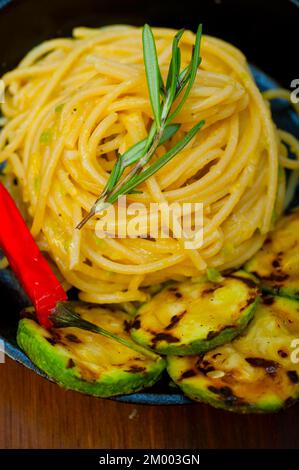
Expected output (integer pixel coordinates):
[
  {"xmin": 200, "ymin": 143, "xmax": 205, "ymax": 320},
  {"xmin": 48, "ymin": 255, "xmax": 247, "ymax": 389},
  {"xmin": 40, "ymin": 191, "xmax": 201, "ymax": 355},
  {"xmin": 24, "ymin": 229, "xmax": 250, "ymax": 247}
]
[{"xmin": 0, "ymin": 0, "xmax": 298, "ymax": 405}]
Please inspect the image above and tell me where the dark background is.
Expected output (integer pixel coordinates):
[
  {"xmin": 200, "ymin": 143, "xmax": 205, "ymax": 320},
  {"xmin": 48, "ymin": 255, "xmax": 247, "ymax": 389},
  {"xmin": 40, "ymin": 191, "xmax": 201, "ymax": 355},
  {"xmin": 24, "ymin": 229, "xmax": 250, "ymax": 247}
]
[
  {"xmin": 0, "ymin": 0, "xmax": 298, "ymax": 88},
  {"xmin": 0, "ymin": 0, "xmax": 299, "ymax": 449}
]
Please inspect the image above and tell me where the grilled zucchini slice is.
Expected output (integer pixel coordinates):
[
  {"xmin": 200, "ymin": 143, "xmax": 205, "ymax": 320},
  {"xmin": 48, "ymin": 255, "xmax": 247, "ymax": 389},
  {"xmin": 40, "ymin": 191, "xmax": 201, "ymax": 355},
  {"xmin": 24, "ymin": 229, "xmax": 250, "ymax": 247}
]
[
  {"xmin": 130, "ymin": 276, "xmax": 259, "ymax": 355},
  {"xmin": 17, "ymin": 304, "xmax": 165, "ymax": 397},
  {"xmin": 245, "ymin": 209, "xmax": 299, "ymax": 299},
  {"xmin": 167, "ymin": 295, "xmax": 299, "ymax": 412}
]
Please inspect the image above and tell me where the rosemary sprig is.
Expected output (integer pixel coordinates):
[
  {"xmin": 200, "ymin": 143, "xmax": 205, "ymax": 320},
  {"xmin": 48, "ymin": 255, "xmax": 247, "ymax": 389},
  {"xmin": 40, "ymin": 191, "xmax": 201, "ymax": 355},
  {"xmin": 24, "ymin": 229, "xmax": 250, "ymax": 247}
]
[
  {"xmin": 50, "ymin": 302, "xmax": 159, "ymax": 360},
  {"xmin": 77, "ymin": 24, "xmax": 204, "ymax": 229}
]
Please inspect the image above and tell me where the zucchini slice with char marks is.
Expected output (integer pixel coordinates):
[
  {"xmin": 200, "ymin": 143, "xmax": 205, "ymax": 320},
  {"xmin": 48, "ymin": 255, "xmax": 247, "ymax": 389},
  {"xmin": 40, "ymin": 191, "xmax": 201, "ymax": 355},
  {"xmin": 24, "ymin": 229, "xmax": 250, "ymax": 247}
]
[
  {"xmin": 168, "ymin": 296, "xmax": 299, "ymax": 412},
  {"xmin": 17, "ymin": 304, "xmax": 165, "ymax": 397},
  {"xmin": 245, "ymin": 208, "xmax": 299, "ymax": 300},
  {"xmin": 130, "ymin": 276, "xmax": 259, "ymax": 355}
]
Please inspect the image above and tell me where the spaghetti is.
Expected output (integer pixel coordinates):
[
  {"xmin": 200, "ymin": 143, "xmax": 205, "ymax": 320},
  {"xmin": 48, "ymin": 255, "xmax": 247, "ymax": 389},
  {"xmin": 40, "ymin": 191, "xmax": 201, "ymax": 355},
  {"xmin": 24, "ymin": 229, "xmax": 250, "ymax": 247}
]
[{"xmin": 0, "ymin": 25, "xmax": 298, "ymax": 303}]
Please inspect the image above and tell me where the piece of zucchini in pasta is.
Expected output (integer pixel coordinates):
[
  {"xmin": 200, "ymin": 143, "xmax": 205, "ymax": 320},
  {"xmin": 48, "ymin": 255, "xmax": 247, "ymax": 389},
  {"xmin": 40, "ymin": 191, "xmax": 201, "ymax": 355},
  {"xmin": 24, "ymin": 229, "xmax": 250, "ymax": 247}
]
[
  {"xmin": 130, "ymin": 276, "xmax": 259, "ymax": 355},
  {"xmin": 167, "ymin": 295, "xmax": 299, "ymax": 412},
  {"xmin": 245, "ymin": 208, "xmax": 299, "ymax": 300},
  {"xmin": 17, "ymin": 304, "xmax": 165, "ymax": 397}
]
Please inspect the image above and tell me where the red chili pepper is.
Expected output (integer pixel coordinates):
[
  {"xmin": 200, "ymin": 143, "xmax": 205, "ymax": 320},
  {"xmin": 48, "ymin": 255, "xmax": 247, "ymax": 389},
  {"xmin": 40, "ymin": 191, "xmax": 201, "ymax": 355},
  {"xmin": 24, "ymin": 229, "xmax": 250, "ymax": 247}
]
[{"xmin": 0, "ymin": 183, "xmax": 67, "ymax": 328}]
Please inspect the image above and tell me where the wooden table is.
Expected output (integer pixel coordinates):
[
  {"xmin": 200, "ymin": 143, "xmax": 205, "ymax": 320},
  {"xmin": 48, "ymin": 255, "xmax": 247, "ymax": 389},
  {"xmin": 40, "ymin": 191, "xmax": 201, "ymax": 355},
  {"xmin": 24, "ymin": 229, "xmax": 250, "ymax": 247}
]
[{"xmin": 0, "ymin": 357, "xmax": 299, "ymax": 449}]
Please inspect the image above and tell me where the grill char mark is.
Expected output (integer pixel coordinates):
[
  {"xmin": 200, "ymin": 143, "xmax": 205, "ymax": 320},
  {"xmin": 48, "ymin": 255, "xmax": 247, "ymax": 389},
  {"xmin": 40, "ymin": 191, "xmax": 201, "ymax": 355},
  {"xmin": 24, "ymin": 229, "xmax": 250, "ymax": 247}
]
[
  {"xmin": 165, "ymin": 311, "xmax": 186, "ymax": 331},
  {"xmin": 245, "ymin": 357, "xmax": 279, "ymax": 375}
]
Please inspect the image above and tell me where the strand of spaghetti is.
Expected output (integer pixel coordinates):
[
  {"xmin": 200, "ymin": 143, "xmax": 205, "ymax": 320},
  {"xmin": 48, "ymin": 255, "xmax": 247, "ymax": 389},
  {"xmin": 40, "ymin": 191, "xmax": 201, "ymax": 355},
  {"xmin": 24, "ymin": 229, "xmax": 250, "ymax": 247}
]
[
  {"xmin": 158, "ymin": 125, "xmax": 227, "ymax": 188},
  {"xmin": 203, "ymin": 40, "xmax": 278, "ymax": 232},
  {"xmin": 4, "ymin": 64, "xmax": 63, "ymax": 81},
  {"xmin": 78, "ymin": 79, "xmax": 141, "ymax": 182},
  {"xmin": 145, "ymin": 168, "xmax": 207, "ymax": 271},
  {"xmin": 263, "ymin": 88, "xmax": 299, "ymax": 115},
  {"xmin": 23, "ymin": 97, "xmax": 63, "ymax": 169},
  {"xmin": 218, "ymin": 233, "xmax": 266, "ymax": 270},
  {"xmin": 203, "ymin": 154, "xmax": 259, "ymax": 238},
  {"xmin": 69, "ymin": 202, "xmax": 82, "ymax": 270},
  {"xmin": 83, "ymin": 244, "xmax": 186, "ymax": 274},
  {"xmin": 82, "ymin": 112, "xmax": 119, "ymax": 183},
  {"xmin": 18, "ymin": 39, "xmax": 73, "ymax": 67},
  {"xmin": 0, "ymin": 112, "xmax": 29, "ymax": 151},
  {"xmin": 164, "ymin": 107, "xmax": 260, "ymax": 202},
  {"xmin": 278, "ymin": 129, "xmax": 299, "ymax": 169},
  {"xmin": 31, "ymin": 135, "xmax": 65, "ymax": 236},
  {"xmin": 128, "ymin": 274, "xmax": 145, "ymax": 291},
  {"xmin": 7, "ymin": 33, "xmax": 138, "ymax": 154}
]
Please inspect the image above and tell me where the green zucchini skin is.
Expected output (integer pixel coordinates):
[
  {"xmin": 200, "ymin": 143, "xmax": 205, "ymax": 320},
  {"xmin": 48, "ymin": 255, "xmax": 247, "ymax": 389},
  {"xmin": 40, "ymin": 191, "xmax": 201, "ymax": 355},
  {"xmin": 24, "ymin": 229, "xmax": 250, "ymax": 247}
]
[
  {"xmin": 245, "ymin": 208, "xmax": 299, "ymax": 300},
  {"xmin": 17, "ymin": 306, "xmax": 165, "ymax": 398},
  {"xmin": 130, "ymin": 276, "xmax": 260, "ymax": 355},
  {"xmin": 167, "ymin": 295, "xmax": 299, "ymax": 413}
]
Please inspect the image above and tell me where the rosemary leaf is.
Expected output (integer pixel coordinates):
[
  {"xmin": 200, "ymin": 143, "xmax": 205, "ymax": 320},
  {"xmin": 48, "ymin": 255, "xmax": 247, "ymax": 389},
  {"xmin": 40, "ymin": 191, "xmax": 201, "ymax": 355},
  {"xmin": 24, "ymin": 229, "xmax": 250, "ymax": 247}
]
[
  {"xmin": 121, "ymin": 123, "xmax": 179, "ymax": 169},
  {"xmin": 77, "ymin": 24, "xmax": 204, "ymax": 229},
  {"xmin": 167, "ymin": 24, "xmax": 202, "ymax": 123},
  {"xmin": 166, "ymin": 29, "xmax": 184, "ymax": 93},
  {"xmin": 50, "ymin": 302, "xmax": 159, "ymax": 360},
  {"xmin": 109, "ymin": 119, "xmax": 205, "ymax": 201},
  {"xmin": 142, "ymin": 24, "xmax": 163, "ymax": 128}
]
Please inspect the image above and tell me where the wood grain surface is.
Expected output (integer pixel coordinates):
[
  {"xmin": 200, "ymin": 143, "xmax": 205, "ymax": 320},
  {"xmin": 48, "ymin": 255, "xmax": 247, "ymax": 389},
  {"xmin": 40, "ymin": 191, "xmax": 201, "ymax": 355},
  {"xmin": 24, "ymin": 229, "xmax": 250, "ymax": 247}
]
[{"xmin": 0, "ymin": 357, "xmax": 299, "ymax": 449}]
